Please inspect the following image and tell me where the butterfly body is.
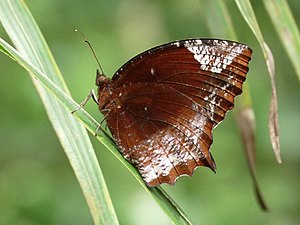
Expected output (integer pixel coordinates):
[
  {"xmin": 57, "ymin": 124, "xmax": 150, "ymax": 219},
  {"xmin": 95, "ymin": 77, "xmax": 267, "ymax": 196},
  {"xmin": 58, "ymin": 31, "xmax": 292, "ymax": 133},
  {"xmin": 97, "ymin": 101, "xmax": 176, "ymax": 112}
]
[{"xmin": 95, "ymin": 39, "xmax": 252, "ymax": 186}]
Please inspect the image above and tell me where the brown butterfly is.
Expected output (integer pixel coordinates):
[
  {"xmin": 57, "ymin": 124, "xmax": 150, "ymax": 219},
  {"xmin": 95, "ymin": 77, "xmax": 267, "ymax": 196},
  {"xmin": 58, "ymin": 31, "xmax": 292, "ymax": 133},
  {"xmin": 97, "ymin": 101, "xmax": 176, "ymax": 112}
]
[{"xmin": 80, "ymin": 39, "xmax": 252, "ymax": 186}]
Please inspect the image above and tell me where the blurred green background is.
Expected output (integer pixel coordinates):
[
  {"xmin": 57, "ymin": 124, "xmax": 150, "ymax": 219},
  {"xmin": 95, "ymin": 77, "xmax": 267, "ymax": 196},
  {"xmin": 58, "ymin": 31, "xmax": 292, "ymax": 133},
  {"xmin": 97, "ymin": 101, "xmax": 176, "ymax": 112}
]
[{"xmin": 0, "ymin": 0, "xmax": 300, "ymax": 224}]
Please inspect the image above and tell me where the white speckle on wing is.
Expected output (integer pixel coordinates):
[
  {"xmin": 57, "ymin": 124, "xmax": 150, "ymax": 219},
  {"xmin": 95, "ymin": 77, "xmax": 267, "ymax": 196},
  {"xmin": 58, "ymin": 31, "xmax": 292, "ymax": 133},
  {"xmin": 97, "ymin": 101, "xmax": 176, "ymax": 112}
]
[
  {"xmin": 184, "ymin": 39, "xmax": 246, "ymax": 74},
  {"xmin": 128, "ymin": 110, "xmax": 209, "ymax": 184},
  {"xmin": 174, "ymin": 41, "xmax": 180, "ymax": 47},
  {"xmin": 150, "ymin": 68, "xmax": 155, "ymax": 75}
]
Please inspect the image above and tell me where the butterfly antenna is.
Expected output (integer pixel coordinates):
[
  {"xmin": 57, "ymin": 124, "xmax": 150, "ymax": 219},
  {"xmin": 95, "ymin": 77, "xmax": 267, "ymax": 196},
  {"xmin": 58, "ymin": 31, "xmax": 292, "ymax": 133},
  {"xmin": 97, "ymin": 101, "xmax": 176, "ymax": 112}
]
[{"xmin": 75, "ymin": 29, "xmax": 104, "ymax": 75}]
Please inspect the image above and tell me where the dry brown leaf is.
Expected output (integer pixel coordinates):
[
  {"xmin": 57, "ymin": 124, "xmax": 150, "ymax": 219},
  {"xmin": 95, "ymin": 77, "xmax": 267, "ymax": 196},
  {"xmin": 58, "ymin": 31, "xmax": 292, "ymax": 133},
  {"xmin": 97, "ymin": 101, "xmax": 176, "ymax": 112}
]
[
  {"xmin": 235, "ymin": 107, "xmax": 268, "ymax": 211},
  {"xmin": 264, "ymin": 43, "xmax": 282, "ymax": 163}
]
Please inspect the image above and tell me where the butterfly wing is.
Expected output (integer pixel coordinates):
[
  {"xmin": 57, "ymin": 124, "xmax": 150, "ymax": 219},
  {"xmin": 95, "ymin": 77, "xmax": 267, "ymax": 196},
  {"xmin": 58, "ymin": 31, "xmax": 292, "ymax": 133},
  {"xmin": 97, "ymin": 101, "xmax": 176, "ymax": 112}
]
[{"xmin": 101, "ymin": 39, "xmax": 252, "ymax": 186}]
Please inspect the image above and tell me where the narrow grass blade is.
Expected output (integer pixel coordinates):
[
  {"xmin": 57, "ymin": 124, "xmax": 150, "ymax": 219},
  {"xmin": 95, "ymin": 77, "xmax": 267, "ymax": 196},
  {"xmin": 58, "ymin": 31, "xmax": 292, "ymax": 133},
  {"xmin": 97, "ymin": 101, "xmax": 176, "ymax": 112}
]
[
  {"xmin": 0, "ymin": 1, "xmax": 118, "ymax": 224},
  {"xmin": 235, "ymin": 0, "xmax": 281, "ymax": 164},
  {"xmin": 263, "ymin": 0, "xmax": 300, "ymax": 81},
  {"xmin": 235, "ymin": 108, "xmax": 268, "ymax": 211}
]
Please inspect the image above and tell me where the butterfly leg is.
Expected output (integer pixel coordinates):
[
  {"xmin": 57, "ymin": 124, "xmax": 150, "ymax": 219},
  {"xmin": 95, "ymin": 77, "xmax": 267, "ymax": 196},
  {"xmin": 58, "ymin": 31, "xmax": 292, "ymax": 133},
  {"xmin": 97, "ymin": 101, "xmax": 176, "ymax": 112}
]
[
  {"xmin": 71, "ymin": 89, "xmax": 98, "ymax": 114},
  {"xmin": 94, "ymin": 109, "xmax": 111, "ymax": 136}
]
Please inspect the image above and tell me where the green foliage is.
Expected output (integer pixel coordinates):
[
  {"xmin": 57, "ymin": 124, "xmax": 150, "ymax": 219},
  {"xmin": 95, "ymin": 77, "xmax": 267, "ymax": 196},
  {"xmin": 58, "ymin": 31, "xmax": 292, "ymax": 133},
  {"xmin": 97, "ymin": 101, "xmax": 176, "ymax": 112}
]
[{"xmin": 0, "ymin": 0, "xmax": 300, "ymax": 225}]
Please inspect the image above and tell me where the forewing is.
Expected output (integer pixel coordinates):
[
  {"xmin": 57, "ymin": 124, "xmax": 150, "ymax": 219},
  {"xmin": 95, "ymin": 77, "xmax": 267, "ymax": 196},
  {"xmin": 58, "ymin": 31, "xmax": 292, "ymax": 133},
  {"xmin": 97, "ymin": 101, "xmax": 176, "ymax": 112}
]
[{"xmin": 112, "ymin": 39, "xmax": 252, "ymax": 126}]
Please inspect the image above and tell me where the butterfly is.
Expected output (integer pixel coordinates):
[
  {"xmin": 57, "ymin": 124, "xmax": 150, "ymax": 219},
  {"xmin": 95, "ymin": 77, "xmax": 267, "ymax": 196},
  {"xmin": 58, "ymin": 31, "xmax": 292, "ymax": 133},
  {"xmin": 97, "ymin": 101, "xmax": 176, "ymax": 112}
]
[{"xmin": 82, "ymin": 39, "xmax": 252, "ymax": 186}]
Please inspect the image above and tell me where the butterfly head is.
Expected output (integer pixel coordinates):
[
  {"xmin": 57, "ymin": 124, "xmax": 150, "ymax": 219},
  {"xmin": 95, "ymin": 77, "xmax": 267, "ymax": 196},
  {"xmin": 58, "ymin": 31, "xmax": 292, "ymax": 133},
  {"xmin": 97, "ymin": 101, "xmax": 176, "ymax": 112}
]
[{"xmin": 95, "ymin": 69, "xmax": 111, "ymax": 87}]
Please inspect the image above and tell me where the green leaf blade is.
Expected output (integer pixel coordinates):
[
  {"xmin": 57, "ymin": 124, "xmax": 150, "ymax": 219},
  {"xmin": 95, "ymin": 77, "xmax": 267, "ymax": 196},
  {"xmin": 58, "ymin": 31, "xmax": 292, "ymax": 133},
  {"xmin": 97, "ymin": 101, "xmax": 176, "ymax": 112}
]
[{"xmin": 263, "ymin": 0, "xmax": 300, "ymax": 81}]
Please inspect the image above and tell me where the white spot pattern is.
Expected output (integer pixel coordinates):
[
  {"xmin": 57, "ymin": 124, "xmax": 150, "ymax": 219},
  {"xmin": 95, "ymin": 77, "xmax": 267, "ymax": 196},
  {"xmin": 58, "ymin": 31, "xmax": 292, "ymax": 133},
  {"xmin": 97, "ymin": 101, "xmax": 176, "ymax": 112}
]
[{"xmin": 184, "ymin": 39, "xmax": 246, "ymax": 74}]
